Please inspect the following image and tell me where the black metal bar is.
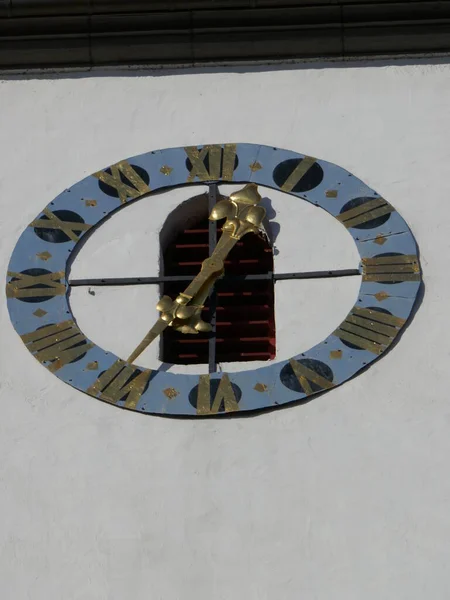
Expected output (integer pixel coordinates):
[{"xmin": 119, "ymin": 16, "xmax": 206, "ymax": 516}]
[
  {"xmin": 70, "ymin": 276, "xmax": 164, "ymax": 286},
  {"xmin": 274, "ymin": 269, "xmax": 361, "ymax": 280},
  {"xmin": 69, "ymin": 269, "xmax": 361, "ymax": 287},
  {"xmin": 208, "ymin": 183, "xmax": 218, "ymax": 374}
]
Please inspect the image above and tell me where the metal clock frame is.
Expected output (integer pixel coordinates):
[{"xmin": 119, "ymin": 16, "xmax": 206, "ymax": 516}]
[{"xmin": 6, "ymin": 143, "xmax": 422, "ymax": 416}]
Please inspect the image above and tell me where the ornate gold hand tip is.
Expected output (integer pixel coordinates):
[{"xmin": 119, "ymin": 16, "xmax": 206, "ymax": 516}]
[
  {"xmin": 209, "ymin": 183, "xmax": 266, "ymax": 237},
  {"xmin": 229, "ymin": 183, "xmax": 262, "ymax": 205},
  {"xmin": 209, "ymin": 199, "xmax": 233, "ymax": 221},
  {"xmin": 244, "ymin": 205, "xmax": 266, "ymax": 227}
]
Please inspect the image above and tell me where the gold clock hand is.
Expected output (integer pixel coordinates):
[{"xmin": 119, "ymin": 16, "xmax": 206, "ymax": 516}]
[
  {"xmin": 126, "ymin": 183, "xmax": 266, "ymax": 364},
  {"xmin": 126, "ymin": 316, "xmax": 168, "ymax": 364},
  {"xmin": 126, "ymin": 234, "xmax": 235, "ymax": 364}
]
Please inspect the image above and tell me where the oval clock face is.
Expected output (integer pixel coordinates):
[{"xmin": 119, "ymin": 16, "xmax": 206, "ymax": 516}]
[{"xmin": 6, "ymin": 143, "xmax": 421, "ymax": 417}]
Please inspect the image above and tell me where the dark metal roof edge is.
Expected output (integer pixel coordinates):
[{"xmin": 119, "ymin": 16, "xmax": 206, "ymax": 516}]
[
  {"xmin": 1, "ymin": 2, "xmax": 450, "ymax": 70},
  {"xmin": 2, "ymin": 52, "xmax": 450, "ymax": 78}
]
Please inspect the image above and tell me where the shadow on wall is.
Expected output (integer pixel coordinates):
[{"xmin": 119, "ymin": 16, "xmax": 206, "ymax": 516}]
[
  {"xmin": 261, "ymin": 195, "xmax": 280, "ymax": 255},
  {"xmin": 3, "ymin": 56, "xmax": 450, "ymax": 81}
]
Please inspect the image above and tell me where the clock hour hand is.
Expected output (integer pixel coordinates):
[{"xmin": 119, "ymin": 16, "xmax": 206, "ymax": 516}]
[
  {"xmin": 126, "ymin": 248, "xmax": 228, "ymax": 364},
  {"xmin": 127, "ymin": 183, "xmax": 266, "ymax": 364}
]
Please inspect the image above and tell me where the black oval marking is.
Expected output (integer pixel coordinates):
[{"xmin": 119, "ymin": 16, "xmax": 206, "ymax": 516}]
[
  {"xmin": 370, "ymin": 252, "xmax": 410, "ymax": 285},
  {"xmin": 273, "ymin": 158, "xmax": 323, "ymax": 193},
  {"xmin": 188, "ymin": 380, "xmax": 242, "ymax": 413},
  {"xmin": 340, "ymin": 197, "xmax": 391, "ymax": 230},
  {"xmin": 280, "ymin": 358, "xmax": 333, "ymax": 393},
  {"xmin": 34, "ymin": 210, "xmax": 85, "ymax": 244},
  {"xmin": 10, "ymin": 268, "xmax": 61, "ymax": 304},
  {"xmin": 39, "ymin": 323, "xmax": 90, "ymax": 365},
  {"xmin": 96, "ymin": 367, "xmax": 152, "ymax": 403},
  {"xmin": 185, "ymin": 150, "xmax": 239, "ymax": 179},
  {"xmin": 340, "ymin": 306, "xmax": 392, "ymax": 350},
  {"xmin": 98, "ymin": 164, "xmax": 150, "ymax": 198}
]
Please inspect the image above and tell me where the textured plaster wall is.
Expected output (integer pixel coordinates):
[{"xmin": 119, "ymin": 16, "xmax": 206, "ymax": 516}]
[{"xmin": 0, "ymin": 60, "xmax": 449, "ymax": 599}]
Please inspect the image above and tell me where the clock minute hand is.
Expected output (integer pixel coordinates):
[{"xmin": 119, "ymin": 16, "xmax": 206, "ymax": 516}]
[{"xmin": 126, "ymin": 183, "xmax": 266, "ymax": 364}]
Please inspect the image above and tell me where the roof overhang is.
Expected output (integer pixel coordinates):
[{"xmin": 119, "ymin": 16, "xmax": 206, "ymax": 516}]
[{"xmin": 1, "ymin": 0, "xmax": 449, "ymax": 70}]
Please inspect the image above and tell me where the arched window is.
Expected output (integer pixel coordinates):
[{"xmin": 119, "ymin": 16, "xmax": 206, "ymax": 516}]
[{"xmin": 160, "ymin": 190, "xmax": 275, "ymax": 369}]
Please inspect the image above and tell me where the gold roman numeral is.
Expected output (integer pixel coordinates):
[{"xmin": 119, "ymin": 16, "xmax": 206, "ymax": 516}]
[
  {"xmin": 196, "ymin": 373, "xmax": 240, "ymax": 415},
  {"xmin": 334, "ymin": 306, "xmax": 406, "ymax": 354},
  {"xmin": 280, "ymin": 156, "xmax": 317, "ymax": 192},
  {"xmin": 21, "ymin": 320, "xmax": 93, "ymax": 372},
  {"xmin": 7, "ymin": 271, "xmax": 65, "ymax": 299},
  {"xmin": 93, "ymin": 160, "xmax": 150, "ymax": 204},
  {"xmin": 337, "ymin": 198, "xmax": 394, "ymax": 228},
  {"xmin": 362, "ymin": 255, "xmax": 420, "ymax": 282},
  {"xmin": 185, "ymin": 144, "xmax": 237, "ymax": 182},
  {"xmin": 30, "ymin": 208, "xmax": 91, "ymax": 242},
  {"xmin": 87, "ymin": 359, "xmax": 152, "ymax": 409},
  {"xmin": 289, "ymin": 359, "xmax": 334, "ymax": 395}
]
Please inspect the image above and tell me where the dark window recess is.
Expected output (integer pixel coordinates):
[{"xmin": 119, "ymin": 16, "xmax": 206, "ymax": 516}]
[{"xmin": 161, "ymin": 215, "xmax": 276, "ymax": 365}]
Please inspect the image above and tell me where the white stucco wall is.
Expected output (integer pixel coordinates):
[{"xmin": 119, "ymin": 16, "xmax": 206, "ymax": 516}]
[{"xmin": 0, "ymin": 59, "xmax": 449, "ymax": 599}]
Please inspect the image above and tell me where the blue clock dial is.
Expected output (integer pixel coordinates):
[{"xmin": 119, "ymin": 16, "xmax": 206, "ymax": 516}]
[{"xmin": 6, "ymin": 144, "xmax": 421, "ymax": 416}]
